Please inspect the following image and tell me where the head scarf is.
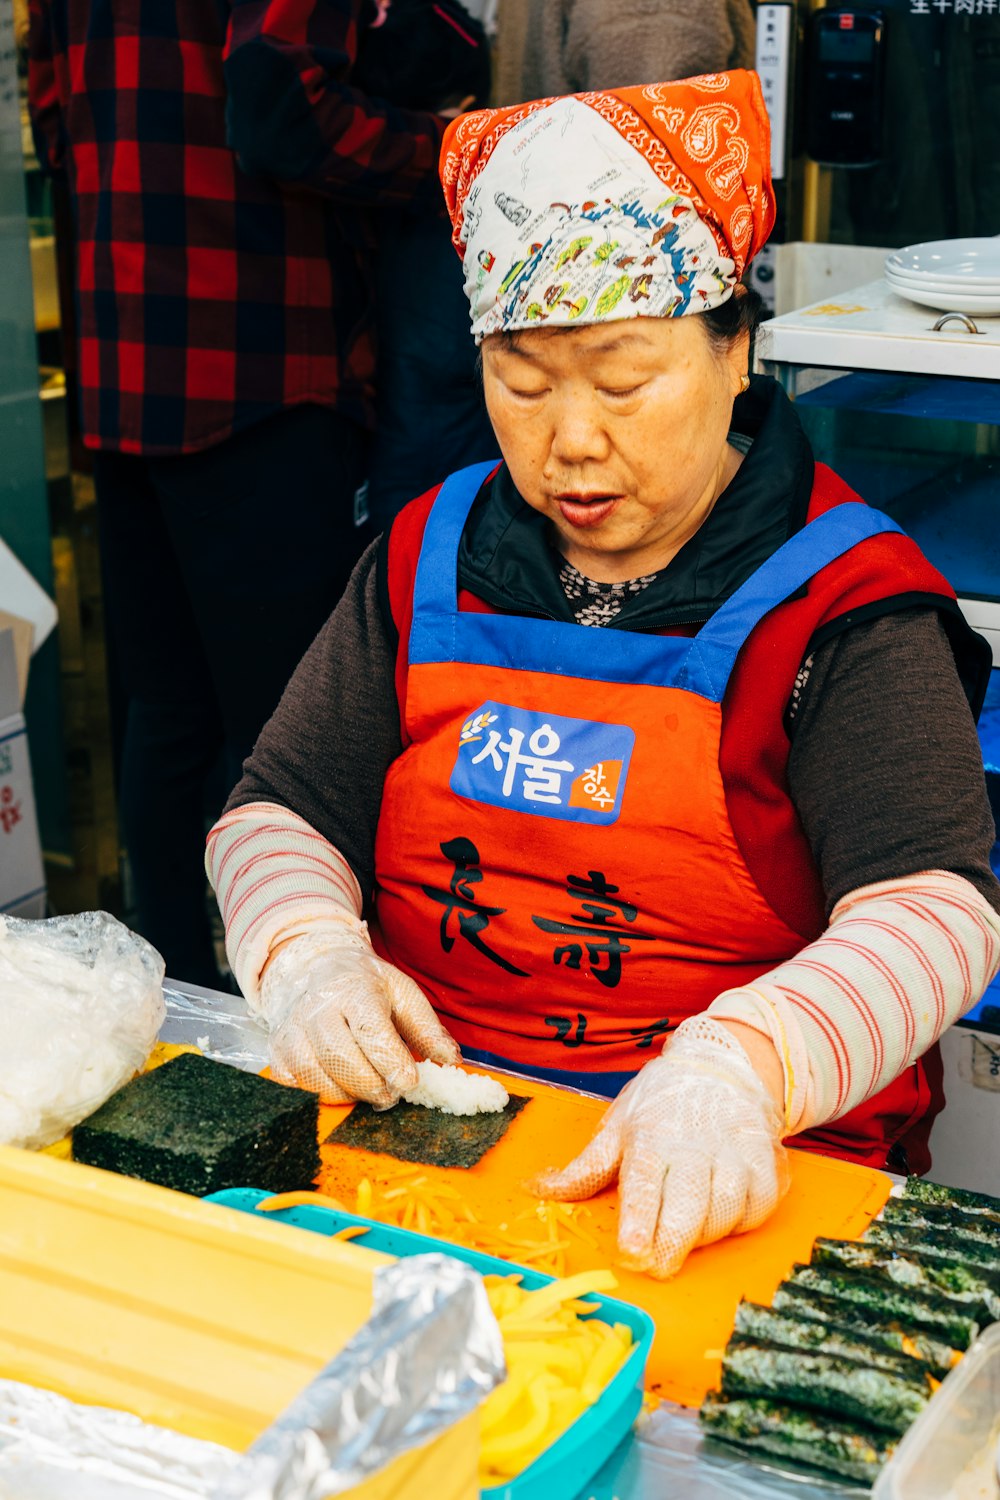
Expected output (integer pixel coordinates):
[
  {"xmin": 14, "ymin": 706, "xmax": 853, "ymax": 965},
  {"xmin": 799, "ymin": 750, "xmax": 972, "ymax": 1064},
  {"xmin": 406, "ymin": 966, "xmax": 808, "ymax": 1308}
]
[{"xmin": 441, "ymin": 71, "xmax": 774, "ymax": 343}]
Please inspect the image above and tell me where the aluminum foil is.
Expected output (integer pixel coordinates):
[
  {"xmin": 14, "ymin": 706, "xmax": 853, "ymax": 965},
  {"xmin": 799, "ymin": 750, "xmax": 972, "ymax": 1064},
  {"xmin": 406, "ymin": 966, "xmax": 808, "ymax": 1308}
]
[
  {"xmin": 0, "ymin": 1380, "xmax": 240, "ymax": 1498},
  {"xmin": 0, "ymin": 1256, "xmax": 502, "ymax": 1500},
  {"xmin": 588, "ymin": 1402, "xmax": 869, "ymax": 1500},
  {"xmin": 213, "ymin": 1253, "xmax": 505, "ymax": 1500}
]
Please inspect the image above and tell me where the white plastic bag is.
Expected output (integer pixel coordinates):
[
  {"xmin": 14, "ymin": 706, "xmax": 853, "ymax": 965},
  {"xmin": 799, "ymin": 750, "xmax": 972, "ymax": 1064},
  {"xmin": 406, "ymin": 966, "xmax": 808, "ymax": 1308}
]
[{"xmin": 0, "ymin": 911, "xmax": 165, "ymax": 1150}]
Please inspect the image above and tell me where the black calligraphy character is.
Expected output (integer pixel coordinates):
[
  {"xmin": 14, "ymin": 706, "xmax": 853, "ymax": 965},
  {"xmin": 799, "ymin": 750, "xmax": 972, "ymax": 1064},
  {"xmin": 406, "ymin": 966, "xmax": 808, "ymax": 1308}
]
[
  {"xmin": 628, "ymin": 1020, "xmax": 671, "ymax": 1050},
  {"xmin": 422, "ymin": 836, "xmax": 529, "ymax": 976},
  {"xmin": 532, "ymin": 870, "xmax": 652, "ymax": 988},
  {"xmin": 566, "ymin": 871, "xmax": 638, "ymax": 924},
  {"xmin": 544, "ymin": 1014, "xmax": 588, "ymax": 1048}
]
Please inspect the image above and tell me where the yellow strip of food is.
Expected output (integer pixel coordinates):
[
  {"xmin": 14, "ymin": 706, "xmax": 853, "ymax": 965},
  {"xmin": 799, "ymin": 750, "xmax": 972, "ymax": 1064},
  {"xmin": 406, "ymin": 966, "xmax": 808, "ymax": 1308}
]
[{"xmin": 478, "ymin": 1272, "xmax": 632, "ymax": 1485}]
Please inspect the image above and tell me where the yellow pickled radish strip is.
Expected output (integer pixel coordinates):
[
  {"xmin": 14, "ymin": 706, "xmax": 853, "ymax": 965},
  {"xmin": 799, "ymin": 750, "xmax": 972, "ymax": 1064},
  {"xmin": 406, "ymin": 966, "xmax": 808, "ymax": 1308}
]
[
  {"xmin": 500, "ymin": 1269, "xmax": 617, "ymax": 1324},
  {"xmin": 546, "ymin": 1387, "xmax": 588, "ymax": 1424},
  {"xmin": 502, "ymin": 1319, "xmax": 581, "ymax": 1339},
  {"xmin": 479, "ymin": 1369, "xmax": 532, "ymax": 1436},
  {"xmin": 581, "ymin": 1330, "xmax": 629, "ymax": 1404},
  {"xmin": 331, "ymin": 1225, "xmax": 369, "ymax": 1241},
  {"xmin": 255, "ymin": 1191, "xmax": 349, "ymax": 1213},
  {"xmin": 480, "ymin": 1377, "xmax": 552, "ymax": 1464},
  {"xmin": 354, "ymin": 1178, "xmax": 373, "ymax": 1216},
  {"xmin": 508, "ymin": 1343, "xmax": 585, "ymax": 1379},
  {"xmin": 485, "ymin": 1286, "xmax": 522, "ymax": 1319},
  {"xmin": 554, "ymin": 1203, "xmax": 600, "ymax": 1247},
  {"xmin": 418, "ymin": 1181, "xmax": 463, "ymax": 1201},
  {"xmin": 382, "ymin": 1177, "xmax": 429, "ymax": 1200},
  {"xmin": 478, "ymin": 1270, "xmax": 635, "ymax": 1485}
]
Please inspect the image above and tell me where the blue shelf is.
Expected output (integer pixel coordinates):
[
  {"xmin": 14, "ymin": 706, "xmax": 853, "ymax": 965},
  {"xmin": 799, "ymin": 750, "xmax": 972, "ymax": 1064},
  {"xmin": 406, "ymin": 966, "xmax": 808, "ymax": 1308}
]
[
  {"xmin": 795, "ymin": 370, "xmax": 1000, "ymax": 427},
  {"xmin": 980, "ymin": 669, "xmax": 1000, "ymax": 780}
]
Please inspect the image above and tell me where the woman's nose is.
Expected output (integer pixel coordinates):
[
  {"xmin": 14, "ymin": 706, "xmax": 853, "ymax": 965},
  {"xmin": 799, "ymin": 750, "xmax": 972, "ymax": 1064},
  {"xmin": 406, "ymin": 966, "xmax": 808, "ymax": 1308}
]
[{"xmin": 547, "ymin": 396, "xmax": 612, "ymax": 466}]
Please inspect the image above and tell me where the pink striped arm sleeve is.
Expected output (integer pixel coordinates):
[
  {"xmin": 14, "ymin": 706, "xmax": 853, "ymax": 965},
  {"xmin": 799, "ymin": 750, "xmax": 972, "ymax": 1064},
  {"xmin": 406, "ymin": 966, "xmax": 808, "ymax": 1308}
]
[
  {"xmin": 206, "ymin": 801, "xmax": 363, "ymax": 1007},
  {"xmin": 707, "ymin": 871, "xmax": 1000, "ymax": 1136}
]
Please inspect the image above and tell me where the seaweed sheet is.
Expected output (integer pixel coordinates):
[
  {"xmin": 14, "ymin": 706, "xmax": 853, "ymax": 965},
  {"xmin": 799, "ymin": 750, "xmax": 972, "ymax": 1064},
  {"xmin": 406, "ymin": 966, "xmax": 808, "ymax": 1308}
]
[
  {"xmin": 325, "ymin": 1093, "xmax": 531, "ymax": 1168},
  {"xmin": 73, "ymin": 1052, "xmax": 320, "ymax": 1195},
  {"xmin": 700, "ymin": 1392, "xmax": 896, "ymax": 1485}
]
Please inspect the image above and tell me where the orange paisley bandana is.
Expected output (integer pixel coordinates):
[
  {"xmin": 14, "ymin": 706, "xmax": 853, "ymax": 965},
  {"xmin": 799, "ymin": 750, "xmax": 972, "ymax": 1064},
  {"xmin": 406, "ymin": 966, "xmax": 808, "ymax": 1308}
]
[{"xmin": 441, "ymin": 71, "xmax": 775, "ymax": 341}]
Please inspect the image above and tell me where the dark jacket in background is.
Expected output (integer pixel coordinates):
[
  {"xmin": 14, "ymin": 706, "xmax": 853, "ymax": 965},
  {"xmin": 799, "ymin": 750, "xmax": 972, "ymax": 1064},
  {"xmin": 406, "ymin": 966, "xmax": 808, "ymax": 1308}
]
[{"xmin": 496, "ymin": 0, "xmax": 756, "ymax": 104}]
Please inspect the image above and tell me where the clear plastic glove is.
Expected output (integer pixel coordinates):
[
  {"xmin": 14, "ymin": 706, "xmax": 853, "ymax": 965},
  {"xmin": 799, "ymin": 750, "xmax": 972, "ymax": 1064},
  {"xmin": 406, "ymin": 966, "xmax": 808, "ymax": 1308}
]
[
  {"xmin": 533, "ymin": 1016, "xmax": 788, "ymax": 1279},
  {"xmin": 259, "ymin": 923, "xmax": 462, "ymax": 1109}
]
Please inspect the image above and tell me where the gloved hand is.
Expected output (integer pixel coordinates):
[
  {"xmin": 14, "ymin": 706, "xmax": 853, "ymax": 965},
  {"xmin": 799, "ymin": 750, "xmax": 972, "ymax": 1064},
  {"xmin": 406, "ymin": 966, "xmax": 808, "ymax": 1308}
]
[
  {"xmin": 533, "ymin": 1016, "xmax": 788, "ymax": 1278},
  {"xmin": 258, "ymin": 922, "xmax": 462, "ymax": 1109}
]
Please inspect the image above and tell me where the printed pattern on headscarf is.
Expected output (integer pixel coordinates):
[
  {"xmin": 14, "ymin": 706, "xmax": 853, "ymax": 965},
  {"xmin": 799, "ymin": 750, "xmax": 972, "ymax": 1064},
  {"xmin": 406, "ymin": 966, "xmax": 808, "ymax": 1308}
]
[{"xmin": 440, "ymin": 70, "xmax": 774, "ymax": 342}]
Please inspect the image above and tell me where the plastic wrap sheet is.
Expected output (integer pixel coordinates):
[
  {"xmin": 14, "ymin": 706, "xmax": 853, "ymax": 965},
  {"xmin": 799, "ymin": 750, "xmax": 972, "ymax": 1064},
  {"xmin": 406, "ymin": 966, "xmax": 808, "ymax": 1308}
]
[
  {"xmin": 582, "ymin": 1402, "xmax": 870, "ymax": 1500},
  {"xmin": 0, "ymin": 1256, "xmax": 502, "ymax": 1500},
  {"xmin": 214, "ymin": 1253, "xmax": 504, "ymax": 1500},
  {"xmin": 0, "ymin": 911, "xmax": 165, "ymax": 1148},
  {"xmin": 160, "ymin": 980, "xmax": 268, "ymax": 1071}
]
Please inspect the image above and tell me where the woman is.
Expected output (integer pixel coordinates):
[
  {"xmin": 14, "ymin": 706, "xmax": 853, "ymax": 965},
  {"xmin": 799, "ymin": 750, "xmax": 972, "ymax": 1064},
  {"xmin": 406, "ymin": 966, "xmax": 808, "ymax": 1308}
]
[{"xmin": 209, "ymin": 72, "xmax": 1000, "ymax": 1279}]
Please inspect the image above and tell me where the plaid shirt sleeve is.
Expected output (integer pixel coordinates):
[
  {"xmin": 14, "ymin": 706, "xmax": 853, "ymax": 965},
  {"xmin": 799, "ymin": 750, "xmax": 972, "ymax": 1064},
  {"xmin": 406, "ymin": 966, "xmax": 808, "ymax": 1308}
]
[
  {"xmin": 224, "ymin": 0, "xmax": 447, "ymax": 208},
  {"xmin": 27, "ymin": 0, "xmax": 65, "ymax": 174}
]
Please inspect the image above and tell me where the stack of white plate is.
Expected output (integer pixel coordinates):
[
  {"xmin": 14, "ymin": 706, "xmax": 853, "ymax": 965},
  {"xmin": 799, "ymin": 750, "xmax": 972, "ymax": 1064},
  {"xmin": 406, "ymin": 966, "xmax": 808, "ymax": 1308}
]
[{"xmin": 884, "ymin": 237, "xmax": 1000, "ymax": 316}]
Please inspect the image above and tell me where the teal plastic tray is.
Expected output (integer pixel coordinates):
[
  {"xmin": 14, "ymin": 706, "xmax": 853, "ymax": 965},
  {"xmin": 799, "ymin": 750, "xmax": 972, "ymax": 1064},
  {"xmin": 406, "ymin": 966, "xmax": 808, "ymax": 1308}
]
[{"xmin": 208, "ymin": 1188, "xmax": 654, "ymax": 1500}]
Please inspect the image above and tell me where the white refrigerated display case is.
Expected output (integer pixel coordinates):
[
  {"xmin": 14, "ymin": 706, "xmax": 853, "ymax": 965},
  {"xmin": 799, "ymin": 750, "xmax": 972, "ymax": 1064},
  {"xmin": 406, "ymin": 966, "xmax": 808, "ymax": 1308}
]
[{"xmin": 756, "ymin": 278, "xmax": 1000, "ymax": 1191}]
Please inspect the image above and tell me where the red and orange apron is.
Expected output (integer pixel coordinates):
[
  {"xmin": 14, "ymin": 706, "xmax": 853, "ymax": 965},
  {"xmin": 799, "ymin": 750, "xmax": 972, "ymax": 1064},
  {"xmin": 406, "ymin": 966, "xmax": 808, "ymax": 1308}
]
[{"xmin": 373, "ymin": 461, "xmax": 933, "ymax": 1165}]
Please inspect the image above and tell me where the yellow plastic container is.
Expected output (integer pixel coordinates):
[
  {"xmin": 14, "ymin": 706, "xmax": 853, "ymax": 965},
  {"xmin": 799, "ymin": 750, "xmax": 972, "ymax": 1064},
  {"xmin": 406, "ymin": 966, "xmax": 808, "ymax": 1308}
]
[{"xmin": 0, "ymin": 1145, "xmax": 478, "ymax": 1500}]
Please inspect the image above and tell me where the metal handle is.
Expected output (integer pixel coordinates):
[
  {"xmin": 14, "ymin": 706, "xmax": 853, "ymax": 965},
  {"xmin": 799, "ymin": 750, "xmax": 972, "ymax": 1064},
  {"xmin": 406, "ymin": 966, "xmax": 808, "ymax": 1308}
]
[{"xmin": 931, "ymin": 312, "xmax": 983, "ymax": 335}]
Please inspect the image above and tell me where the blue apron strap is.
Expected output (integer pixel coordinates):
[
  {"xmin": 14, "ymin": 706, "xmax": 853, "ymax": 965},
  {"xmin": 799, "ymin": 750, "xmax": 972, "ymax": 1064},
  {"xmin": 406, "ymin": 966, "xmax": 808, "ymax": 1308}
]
[
  {"xmin": 411, "ymin": 478, "xmax": 905, "ymax": 697},
  {"xmin": 411, "ymin": 461, "xmax": 501, "ymax": 619},
  {"xmin": 682, "ymin": 503, "xmax": 905, "ymax": 700}
]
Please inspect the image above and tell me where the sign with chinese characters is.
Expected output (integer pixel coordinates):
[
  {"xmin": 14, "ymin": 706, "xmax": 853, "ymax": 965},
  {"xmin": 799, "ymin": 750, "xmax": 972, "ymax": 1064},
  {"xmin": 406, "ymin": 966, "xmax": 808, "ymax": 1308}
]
[
  {"xmin": 451, "ymin": 702, "xmax": 634, "ymax": 823},
  {"xmin": 909, "ymin": 1, "xmax": 997, "ymax": 12},
  {"xmin": 0, "ymin": 722, "xmax": 45, "ymax": 916}
]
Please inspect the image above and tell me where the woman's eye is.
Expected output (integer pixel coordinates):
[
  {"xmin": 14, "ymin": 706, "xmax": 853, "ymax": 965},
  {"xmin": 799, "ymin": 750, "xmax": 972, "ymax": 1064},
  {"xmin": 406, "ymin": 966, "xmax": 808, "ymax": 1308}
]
[
  {"xmin": 510, "ymin": 387, "xmax": 547, "ymax": 400},
  {"xmin": 603, "ymin": 385, "xmax": 643, "ymax": 399}
]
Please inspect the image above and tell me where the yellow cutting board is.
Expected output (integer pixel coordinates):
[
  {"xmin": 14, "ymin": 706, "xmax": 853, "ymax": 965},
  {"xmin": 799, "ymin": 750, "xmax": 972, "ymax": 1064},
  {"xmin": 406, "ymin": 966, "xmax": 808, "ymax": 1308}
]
[{"xmin": 316, "ymin": 1071, "xmax": 891, "ymax": 1407}]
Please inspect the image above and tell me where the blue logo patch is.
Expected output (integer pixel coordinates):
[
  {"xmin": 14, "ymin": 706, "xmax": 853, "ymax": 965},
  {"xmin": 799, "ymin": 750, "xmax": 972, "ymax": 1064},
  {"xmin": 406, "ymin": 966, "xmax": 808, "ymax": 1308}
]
[{"xmin": 451, "ymin": 701, "xmax": 634, "ymax": 823}]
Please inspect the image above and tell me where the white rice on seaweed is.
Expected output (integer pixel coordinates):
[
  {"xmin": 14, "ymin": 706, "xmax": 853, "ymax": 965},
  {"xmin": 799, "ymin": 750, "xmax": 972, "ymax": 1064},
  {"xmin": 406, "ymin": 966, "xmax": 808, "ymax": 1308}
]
[{"xmin": 401, "ymin": 1060, "xmax": 509, "ymax": 1116}]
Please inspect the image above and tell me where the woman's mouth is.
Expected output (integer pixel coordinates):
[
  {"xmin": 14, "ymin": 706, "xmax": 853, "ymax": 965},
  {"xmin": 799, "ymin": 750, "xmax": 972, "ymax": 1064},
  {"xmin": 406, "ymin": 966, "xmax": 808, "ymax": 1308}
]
[{"xmin": 554, "ymin": 494, "xmax": 622, "ymax": 528}]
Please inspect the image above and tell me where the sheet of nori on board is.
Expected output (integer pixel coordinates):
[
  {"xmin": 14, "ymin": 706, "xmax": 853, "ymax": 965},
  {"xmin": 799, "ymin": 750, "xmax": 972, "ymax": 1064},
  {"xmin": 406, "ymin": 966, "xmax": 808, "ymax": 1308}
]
[{"xmin": 325, "ymin": 1093, "xmax": 531, "ymax": 1167}]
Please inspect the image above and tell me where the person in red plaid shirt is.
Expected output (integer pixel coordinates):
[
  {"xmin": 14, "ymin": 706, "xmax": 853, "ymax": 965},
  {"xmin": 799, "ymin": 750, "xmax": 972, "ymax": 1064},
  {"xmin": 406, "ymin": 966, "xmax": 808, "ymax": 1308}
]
[{"xmin": 28, "ymin": 0, "xmax": 452, "ymax": 986}]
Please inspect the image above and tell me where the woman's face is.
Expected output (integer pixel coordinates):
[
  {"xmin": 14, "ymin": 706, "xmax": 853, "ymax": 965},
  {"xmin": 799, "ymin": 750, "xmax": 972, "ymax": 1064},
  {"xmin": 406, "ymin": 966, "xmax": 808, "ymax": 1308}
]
[{"xmin": 481, "ymin": 315, "xmax": 749, "ymax": 582}]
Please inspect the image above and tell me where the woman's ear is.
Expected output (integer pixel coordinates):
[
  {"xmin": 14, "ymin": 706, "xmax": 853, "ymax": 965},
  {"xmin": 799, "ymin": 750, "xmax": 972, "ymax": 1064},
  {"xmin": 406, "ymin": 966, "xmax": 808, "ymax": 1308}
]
[{"xmin": 727, "ymin": 328, "xmax": 752, "ymax": 399}]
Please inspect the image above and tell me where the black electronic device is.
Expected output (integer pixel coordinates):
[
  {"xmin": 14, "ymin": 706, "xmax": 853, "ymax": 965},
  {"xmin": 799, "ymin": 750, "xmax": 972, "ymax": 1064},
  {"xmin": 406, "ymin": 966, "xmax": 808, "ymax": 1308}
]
[{"xmin": 805, "ymin": 8, "xmax": 886, "ymax": 167}]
